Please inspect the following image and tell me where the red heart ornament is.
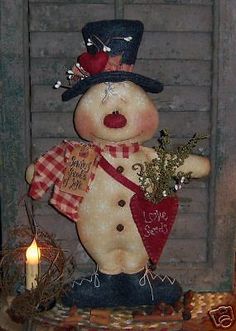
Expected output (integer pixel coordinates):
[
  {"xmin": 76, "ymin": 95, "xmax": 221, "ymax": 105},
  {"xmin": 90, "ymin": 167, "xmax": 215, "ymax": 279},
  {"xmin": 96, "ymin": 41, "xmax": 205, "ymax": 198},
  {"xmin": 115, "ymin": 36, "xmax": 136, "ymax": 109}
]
[
  {"xmin": 78, "ymin": 51, "xmax": 109, "ymax": 75},
  {"xmin": 130, "ymin": 194, "xmax": 179, "ymax": 264}
]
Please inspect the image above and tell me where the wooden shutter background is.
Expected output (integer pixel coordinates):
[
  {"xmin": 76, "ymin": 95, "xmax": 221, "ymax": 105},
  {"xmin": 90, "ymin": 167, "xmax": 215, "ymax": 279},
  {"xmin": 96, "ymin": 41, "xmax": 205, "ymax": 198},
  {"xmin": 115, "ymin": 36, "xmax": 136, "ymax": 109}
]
[{"xmin": 1, "ymin": 0, "xmax": 236, "ymax": 292}]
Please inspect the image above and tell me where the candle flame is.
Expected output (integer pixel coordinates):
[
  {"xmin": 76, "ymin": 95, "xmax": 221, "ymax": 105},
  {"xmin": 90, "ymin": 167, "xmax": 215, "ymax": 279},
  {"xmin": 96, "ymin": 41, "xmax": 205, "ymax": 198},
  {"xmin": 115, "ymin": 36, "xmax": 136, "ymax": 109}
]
[{"xmin": 26, "ymin": 238, "xmax": 41, "ymax": 264}]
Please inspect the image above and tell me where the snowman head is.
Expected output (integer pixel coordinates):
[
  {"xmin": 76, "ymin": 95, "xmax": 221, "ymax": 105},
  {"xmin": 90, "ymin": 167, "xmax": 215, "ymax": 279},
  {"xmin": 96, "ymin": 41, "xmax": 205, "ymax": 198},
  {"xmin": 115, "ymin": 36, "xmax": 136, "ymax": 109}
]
[
  {"xmin": 74, "ymin": 81, "xmax": 159, "ymax": 144},
  {"xmin": 55, "ymin": 20, "xmax": 163, "ymax": 143}
]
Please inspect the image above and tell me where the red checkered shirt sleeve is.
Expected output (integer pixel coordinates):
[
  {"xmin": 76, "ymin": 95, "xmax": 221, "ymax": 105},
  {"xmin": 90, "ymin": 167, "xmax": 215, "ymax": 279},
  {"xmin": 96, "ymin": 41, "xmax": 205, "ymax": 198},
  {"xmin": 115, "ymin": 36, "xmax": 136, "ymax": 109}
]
[{"xmin": 28, "ymin": 142, "xmax": 67, "ymax": 199}]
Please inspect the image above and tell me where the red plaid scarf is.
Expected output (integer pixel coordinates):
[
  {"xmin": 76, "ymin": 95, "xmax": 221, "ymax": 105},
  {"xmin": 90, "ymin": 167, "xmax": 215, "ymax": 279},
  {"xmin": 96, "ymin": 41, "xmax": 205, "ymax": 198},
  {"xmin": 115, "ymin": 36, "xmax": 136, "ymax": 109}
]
[
  {"xmin": 95, "ymin": 142, "xmax": 140, "ymax": 158},
  {"xmin": 29, "ymin": 140, "xmax": 140, "ymax": 221}
]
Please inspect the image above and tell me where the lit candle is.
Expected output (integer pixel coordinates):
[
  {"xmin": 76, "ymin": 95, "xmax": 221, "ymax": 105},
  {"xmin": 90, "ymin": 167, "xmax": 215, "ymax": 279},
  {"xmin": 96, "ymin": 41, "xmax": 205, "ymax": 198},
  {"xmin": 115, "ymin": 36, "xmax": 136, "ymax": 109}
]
[{"xmin": 26, "ymin": 238, "xmax": 41, "ymax": 290}]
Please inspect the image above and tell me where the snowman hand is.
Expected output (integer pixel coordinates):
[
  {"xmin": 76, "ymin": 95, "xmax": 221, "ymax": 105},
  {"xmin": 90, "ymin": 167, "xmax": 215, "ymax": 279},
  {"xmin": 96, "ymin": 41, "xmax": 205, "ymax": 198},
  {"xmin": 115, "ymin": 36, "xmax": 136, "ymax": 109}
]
[
  {"xmin": 176, "ymin": 154, "xmax": 210, "ymax": 178},
  {"xmin": 25, "ymin": 163, "xmax": 35, "ymax": 184}
]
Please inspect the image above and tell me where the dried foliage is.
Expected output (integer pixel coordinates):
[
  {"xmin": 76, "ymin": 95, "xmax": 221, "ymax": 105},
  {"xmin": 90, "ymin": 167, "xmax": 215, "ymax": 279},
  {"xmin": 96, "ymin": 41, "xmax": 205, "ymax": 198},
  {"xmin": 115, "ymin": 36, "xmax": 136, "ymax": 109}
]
[
  {"xmin": 0, "ymin": 225, "xmax": 74, "ymax": 321},
  {"xmin": 133, "ymin": 130, "xmax": 207, "ymax": 203}
]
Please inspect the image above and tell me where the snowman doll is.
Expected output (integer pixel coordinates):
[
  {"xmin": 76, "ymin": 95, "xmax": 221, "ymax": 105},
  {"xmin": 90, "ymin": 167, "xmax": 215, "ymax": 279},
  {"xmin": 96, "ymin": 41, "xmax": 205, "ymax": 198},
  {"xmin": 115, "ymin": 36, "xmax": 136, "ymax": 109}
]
[{"xmin": 26, "ymin": 20, "xmax": 210, "ymax": 308}]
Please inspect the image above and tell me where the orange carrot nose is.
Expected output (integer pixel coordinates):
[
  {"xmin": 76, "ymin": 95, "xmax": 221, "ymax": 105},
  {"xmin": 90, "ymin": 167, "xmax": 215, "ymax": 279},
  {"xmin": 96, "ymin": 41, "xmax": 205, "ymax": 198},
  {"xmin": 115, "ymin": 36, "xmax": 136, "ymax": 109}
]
[{"xmin": 103, "ymin": 111, "xmax": 127, "ymax": 128}]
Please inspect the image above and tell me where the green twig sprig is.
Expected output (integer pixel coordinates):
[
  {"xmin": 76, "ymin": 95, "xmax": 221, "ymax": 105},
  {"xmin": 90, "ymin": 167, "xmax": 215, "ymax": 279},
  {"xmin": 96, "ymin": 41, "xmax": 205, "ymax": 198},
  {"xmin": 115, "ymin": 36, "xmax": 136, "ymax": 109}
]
[{"xmin": 133, "ymin": 129, "xmax": 207, "ymax": 203}]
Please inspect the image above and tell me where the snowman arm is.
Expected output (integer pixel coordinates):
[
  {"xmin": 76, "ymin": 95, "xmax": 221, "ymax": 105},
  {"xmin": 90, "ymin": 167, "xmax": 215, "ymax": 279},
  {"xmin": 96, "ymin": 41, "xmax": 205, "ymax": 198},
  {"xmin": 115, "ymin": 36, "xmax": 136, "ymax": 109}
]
[
  {"xmin": 25, "ymin": 163, "xmax": 35, "ymax": 184},
  {"xmin": 27, "ymin": 142, "xmax": 68, "ymax": 200},
  {"xmin": 141, "ymin": 147, "xmax": 210, "ymax": 178},
  {"xmin": 176, "ymin": 154, "xmax": 210, "ymax": 178}
]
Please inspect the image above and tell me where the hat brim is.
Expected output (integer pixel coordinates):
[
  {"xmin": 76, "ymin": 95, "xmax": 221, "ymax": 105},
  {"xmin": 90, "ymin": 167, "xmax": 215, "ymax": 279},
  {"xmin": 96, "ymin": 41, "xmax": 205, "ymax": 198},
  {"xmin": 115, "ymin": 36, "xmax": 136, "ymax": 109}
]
[{"xmin": 62, "ymin": 71, "xmax": 163, "ymax": 101}]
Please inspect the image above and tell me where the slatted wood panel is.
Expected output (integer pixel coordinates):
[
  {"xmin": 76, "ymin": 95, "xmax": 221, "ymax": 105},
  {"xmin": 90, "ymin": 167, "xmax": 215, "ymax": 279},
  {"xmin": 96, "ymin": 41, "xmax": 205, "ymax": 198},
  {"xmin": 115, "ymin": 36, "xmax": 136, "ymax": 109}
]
[
  {"xmin": 2, "ymin": 0, "xmax": 235, "ymax": 295},
  {"xmin": 0, "ymin": 0, "xmax": 31, "ymax": 236},
  {"xmin": 29, "ymin": 0, "xmax": 213, "ymax": 285}
]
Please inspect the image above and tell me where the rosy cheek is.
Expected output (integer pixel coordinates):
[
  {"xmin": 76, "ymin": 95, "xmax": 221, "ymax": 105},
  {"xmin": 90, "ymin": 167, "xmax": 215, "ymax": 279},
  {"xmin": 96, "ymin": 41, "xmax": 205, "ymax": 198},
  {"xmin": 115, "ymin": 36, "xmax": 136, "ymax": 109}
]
[
  {"xmin": 74, "ymin": 111, "xmax": 94, "ymax": 140},
  {"xmin": 136, "ymin": 109, "xmax": 159, "ymax": 136}
]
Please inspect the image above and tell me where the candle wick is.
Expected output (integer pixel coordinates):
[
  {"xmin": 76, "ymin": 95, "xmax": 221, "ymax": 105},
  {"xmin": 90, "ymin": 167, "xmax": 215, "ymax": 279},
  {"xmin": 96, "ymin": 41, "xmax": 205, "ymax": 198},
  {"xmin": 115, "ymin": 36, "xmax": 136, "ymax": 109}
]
[{"xmin": 24, "ymin": 200, "xmax": 38, "ymax": 236}]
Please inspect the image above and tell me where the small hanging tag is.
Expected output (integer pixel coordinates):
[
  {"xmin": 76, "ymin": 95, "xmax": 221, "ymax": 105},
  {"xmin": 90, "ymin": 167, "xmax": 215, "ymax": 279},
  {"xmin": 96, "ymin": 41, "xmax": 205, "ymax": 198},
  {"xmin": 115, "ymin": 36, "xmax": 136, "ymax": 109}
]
[{"xmin": 60, "ymin": 145, "xmax": 97, "ymax": 197}]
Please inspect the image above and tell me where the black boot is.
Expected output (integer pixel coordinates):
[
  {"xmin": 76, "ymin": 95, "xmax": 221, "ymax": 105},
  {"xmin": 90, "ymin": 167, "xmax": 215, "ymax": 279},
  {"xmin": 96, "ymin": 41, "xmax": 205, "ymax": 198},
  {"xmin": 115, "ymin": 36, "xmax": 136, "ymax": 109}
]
[
  {"xmin": 61, "ymin": 269, "xmax": 125, "ymax": 308},
  {"xmin": 61, "ymin": 268, "xmax": 182, "ymax": 308},
  {"xmin": 119, "ymin": 268, "xmax": 182, "ymax": 306}
]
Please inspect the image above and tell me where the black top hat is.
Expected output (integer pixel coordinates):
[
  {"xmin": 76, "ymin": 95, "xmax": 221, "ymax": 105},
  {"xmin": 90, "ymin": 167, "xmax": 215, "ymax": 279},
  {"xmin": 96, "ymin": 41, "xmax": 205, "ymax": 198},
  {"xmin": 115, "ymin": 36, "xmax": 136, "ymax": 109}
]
[{"xmin": 60, "ymin": 20, "xmax": 163, "ymax": 101}]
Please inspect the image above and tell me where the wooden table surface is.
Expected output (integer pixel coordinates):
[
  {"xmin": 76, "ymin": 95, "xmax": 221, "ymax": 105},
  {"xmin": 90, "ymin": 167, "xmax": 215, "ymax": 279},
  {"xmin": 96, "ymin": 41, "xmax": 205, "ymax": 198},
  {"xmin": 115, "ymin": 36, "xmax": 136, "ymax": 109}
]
[{"xmin": 20, "ymin": 291, "xmax": 236, "ymax": 331}]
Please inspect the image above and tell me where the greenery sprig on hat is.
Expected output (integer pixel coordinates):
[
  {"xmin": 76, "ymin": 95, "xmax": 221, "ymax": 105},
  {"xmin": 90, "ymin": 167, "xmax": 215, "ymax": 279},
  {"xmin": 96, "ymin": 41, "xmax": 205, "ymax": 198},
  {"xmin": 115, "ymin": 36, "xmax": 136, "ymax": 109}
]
[{"xmin": 133, "ymin": 129, "xmax": 207, "ymax": 203}]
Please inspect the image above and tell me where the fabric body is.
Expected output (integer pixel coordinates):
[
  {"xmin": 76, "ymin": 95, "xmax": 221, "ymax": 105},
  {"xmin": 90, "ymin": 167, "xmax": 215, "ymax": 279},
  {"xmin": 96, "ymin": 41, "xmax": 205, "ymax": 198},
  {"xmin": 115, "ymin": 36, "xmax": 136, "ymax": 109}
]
[{"xmin": 29, "ymin": 141, "xmax": 178, "ymax": 264}]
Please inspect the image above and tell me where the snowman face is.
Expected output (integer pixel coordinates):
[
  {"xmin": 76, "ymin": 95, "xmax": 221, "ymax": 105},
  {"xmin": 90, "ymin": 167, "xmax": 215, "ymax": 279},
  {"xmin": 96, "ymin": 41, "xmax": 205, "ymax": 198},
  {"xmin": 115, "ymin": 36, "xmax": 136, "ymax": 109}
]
[{"xmin": 74, "ymin": 81, "xmax": 159, "ymax": 144}]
